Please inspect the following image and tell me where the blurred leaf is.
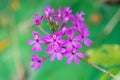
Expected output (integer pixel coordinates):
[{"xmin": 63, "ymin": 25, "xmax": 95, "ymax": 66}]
[{"xmin": 86, "ymin": 44, "xmax": 120, "ymax": 67}]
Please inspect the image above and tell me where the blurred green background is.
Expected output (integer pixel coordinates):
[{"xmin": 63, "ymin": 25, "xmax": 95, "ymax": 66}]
[{"xmin": 0, "ymin": 0, "xmax": 120, "ymax": 80}]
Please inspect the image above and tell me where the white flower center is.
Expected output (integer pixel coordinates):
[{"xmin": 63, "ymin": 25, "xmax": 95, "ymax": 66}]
[
  {"xmin": 35, "ymin": 34, "xmax": 38, "ymax": 40},
  {"xmin": 53, "ymin": 35, "xmax": 56, "ymax": 39}
]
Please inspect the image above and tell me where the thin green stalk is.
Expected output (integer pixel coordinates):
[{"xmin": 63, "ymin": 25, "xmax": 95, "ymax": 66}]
[
  {"xmin": 82, "ymin": 59, "xmax": 120, "ymax": 80},
  {"xmin": 38, "ymin": 25, "xmax": 50, "ymax": 35}
]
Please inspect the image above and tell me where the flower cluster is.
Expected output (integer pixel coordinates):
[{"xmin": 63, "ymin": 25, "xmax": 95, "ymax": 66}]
[{"xmin": 27, "ymin": 6, "xmax": 92, "ymax": 70}]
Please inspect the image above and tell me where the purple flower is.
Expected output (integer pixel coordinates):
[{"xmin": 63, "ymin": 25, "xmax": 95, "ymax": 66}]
[
  {"xmin": 33, "ymin": 14, "xmax": 44, "ymax": 25},
  {"xmin": 64, "ymin": 48, "xmax": 86, "ymax": 64},
  {"xmin": 72, "ymin": 20, "xmax": 86, "ymax": 31},
  {"xmin": 53, "ymin": 8, "xmax": 63, "ymax": 24},
  {"xmin": 76, "ymin": 11, "xmax": 85, "ymax": 22},
  {"xmin": 64, "ymin": 7, "xmax": 72, "ymax": 16},
  {"xmin": 79, "ymin": 28, "xmax": 92, "ymax": 47},
  {"xmin": 72, "ymin": 20, "xmax": 80, "ymax": 30},
  {"xmin": 67, "ymin": 28, "xmax": 82, "ymax": 51},
  {"xmin": 26, "ymin": 31, "xmax": 43, "ymax": 52},
  {"xmin": 62, "ymin": 26, "xmax": 68, "ymax": 34},
  {"xmin": 46, "ymin": 43, "xmax": 62, "ymax": 62},
  {"xmin": 63, "ymin": 7, "xmax": 73, "ymax": 23},
  {"xmin": 44, "ymin": 6, "xmax": 54, "ymax": 18},
  {"xmin": 31, "ymin": 54, "xmax": 44, "ymax": 70},
  {"xmin": 27, "ymin": 6, "xmax": 93, "ymax": 70},
  {"xmin": 72, "ymin": 11, "xmax": 85, "ymax": 31},
  {"xmin": 56, "ymin": 8, "xmax": 63, "ymax": 19},
  {"xmin": 61, "ymin": 48, "xmax": 68, "ymax": 56},
  {"xmin": 43, "ymin": 31, "xmax": 67, "ymax": 49},
  {"xmin": 42, "ymin": 31, "xmax": 67, "ymax": 62}
]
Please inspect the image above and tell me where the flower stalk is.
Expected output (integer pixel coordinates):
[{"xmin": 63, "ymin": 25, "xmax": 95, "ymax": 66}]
[
  {"xmin": 82, "ymin": 59, "xmax": 120, "ymax": 80},
  {"xmin": 38, "ymin": 25, "xmax": 50, "ymax": 35}
]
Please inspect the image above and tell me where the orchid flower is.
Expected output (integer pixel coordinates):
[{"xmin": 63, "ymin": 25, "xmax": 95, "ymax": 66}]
[
  {"xmin": 31, "ymin": 54, "xmax": 44, "ymax": 70},
  {"xmin": 26, "ymin": 31, "xmax": 43, "ymax": 52},
  {"xmin": 27, "ymin": 6, "xmax": 92, "ymax": 70}
]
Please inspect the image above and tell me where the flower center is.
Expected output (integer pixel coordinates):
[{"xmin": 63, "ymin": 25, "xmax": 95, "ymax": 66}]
[
  {"xmin": 35, "ymin": 34, "xmax": 38, "ymax": 39},
  {"xmin": 52, "ymin": 46, "xmax": 55, "ymax": 49},
  {"xmin": 38, "ymin": 60, "xmax": 41, "ymax": 63},
  {"xmin": 69, "ymin": 37, "xmax": 72, "ymax": 42},
  {"xmin": 72, "ymin": 50, "xmax": 75, "ymax": 55},
  {"xmin": 53, "ymin": 35, "xmax": 56, "ymax": 40},
  {"xmin": 36, "ymin": 19, "xmax": 39, "ymax": 23},
  {"xmin": 36, "ymin": 39, "xmax": 39, "ymax": 42},
  {"xmin": 35, "ymin": 34, "xmax": 39, "ymax": 42},
  {"xmin": 58, "ymin": 14, "xmax": 61, "ymax": 18},
  {"xmin": 81, "ymin": 34, "xmax": 84, "ymax": 39}
]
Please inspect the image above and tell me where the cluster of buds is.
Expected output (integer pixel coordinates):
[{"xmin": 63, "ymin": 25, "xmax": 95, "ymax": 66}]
[{"xmin": 27, "ymin": 6, "xmax": 92, "ymax": 70}]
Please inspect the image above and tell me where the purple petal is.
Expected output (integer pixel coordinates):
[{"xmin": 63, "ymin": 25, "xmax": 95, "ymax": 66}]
[
  {"xmin": 82, "ymin": 23, "xmax": 87, "ymax": 29},
  {"xmin": 67, "ymin": 28, "xmax": 74, "ymax": 38},
  {"xmin": 58, "ymin": 40, "xmax": 67, "ymax": 46},
  {"xmin": 44, "ymin": 10, "xmax": 49, "ymax": 18},
  {"xmin": 64, "ymin": 7, "xmax": 72, "ymax": 15},
  {"xmin": 77, "ymin": 27, "xmax": 83, "ymax": 33},
  {"xmin": 62, "ymin": 52, "xmax": 72, "ymax": 57},
  {"xmin": 31, "ymin": 62, "xmax": 37, "ymax": 68},
  {"xmin": 32, "ymin": 31, "xmax": 40, "ymax": 39},
  {"xmin": 32, "ymin": 45, "xmax": 37, "ymax": 52},
  {"xmin": 33, "ymin": 14, "xmax": 40, "ymax": 25},
  {"xmin": 54, "ymin": 42, "xmax": 60, "ymax": 52},
  {"xmin": 61, "ymin": 48, "xmax": 66, "ymax": 53},
  {"xmin": 46, "ymin": 43, "xmax": 53, "ymax": 54},
  {"xmin": 64, "ymin": 17, "xmax": 69, "ymax": 23},
  {"xmin": 69, "ymin": 14, "xmax": 75, "ymax": 22},
  {"xmin": 72, "ymin": 48, "xmax": 78, "ymax": 53},
  {"xmin": 73, "ymin": 36, "xmax": 80, "ymax": 41},
  {"xmin": 72, "ymin": 42, "xmax": 82, "ymax": 49},
  {"xmin": 76, "ymin": 53, "xmax": 86, "ymax": 58},
  {"xmin": 84, "ymin": 38, "xmax": 92, "ymax": 47},
  {"xmin": 72, "ymin": 26, "xmax": 77, "ymax": 30},
  {"xmin": 67, "ymin": 43, "xmax": 73, "ymax": 51},
  {"xmin": 44, "ymin": 6, "xmax": 54, "ymax": 18},
  {"xmin": 76, "ymin": 11, "xmax": 85, "ymax": 22},
  {"xmin": 31, "ymin": 62, "xmax": 41, "ymax": 70},
  {"xmin": 26, "ymin": 40, "xmax": 35, "ymax": 45},
  {"xmin": 35, "ymin": 43, "xmax": 42, "ymax": 52},
  {"xmin": 77, "ymin": 35, "xmax": 83, "ymax": 42},
  {"xmin": 42, "ymin": 35, "xmax": 53, "ymax": 43},
  {"xmin": 39, "ymin": 15, "xmax": 44, "ymax": 22},
  {"xmin": 39, "ymin": 39, "xmax": 46, "ymax": 44},
  {"xmin": 61, "ymin": 48, "xmax": 68, "ymax": 56},
  {"xmin": 73, "ymin": 56, "xmax": 80, "ymax": 64},
  {"xmin": 84, "ymin": 29, "xmax": 90, "ymax": 36},
  {"xmin": 66, "ymin": 56, "xmax": 73, "ymax": 64},
  {"xmin": 33, "ymin": 14, "xmax": 44, "ymax": 25},
  {"xmin": 31, "ymin": 54, "xmax": 39, "ymax": 62},
  {"xmin": 50, "ymin": 53, "xmax": 56, "ymax": 62},
  {"xmin": 57, "ymin": 8, "xmax": 62, "ymax": 18},
  {"xmin": 56, "ymin": 53, "xmax": 62, "ymax": 61},
  {"xmin": 56, "ymin": 31, "xmax": 63, "ymax": 39},
  {"xmin": 62, "ymin": 26, "xmax": 68, "ymax": 34},
  {"xmin": 39, "ymin": 57, "xmax": 45, "ymax": 62}
]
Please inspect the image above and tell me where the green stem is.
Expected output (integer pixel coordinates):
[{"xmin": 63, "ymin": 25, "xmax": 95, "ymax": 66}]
[
  {"xmin": 82, "ymin": 59, "xmax": 120, "ymax": 80},
  {"xmin": 38, "ymin": 25, "xmax": 50, "ymax": 35}
]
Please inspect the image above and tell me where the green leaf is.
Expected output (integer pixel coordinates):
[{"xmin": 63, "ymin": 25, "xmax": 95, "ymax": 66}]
[{"xmin": 86, "ymin": 44, "xmax": 120, "ymax": 67}]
